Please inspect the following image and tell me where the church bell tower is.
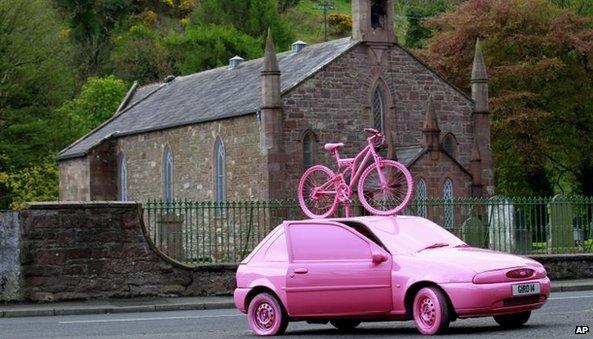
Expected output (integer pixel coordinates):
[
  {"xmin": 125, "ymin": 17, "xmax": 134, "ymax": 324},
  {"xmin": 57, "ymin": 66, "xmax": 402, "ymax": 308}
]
[{"xmin": 352, "ymin": 0, "xmax": 396, "ymax": 45}]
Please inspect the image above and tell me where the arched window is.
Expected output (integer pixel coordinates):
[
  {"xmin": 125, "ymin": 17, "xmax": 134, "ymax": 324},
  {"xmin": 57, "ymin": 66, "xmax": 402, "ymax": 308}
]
[
  {"xmin": 303, "ymin": 131, "xmax": 315, "ymax": 170},
  {"xmin": 372, "ymin": 87, "xmax": 385, "ymax": 132},
  {"xmin": 117, "ymin": 153, "xmax": 128, "ymax": 201},
  {"xmin": 443, "ymin": 178, "xmax": 454, "ymax": 228},
  {"xmin": 214, "ymin": 138, "xmax": 226, "ymax": 205},
  {"xmin": 416, "ymin": 178, "xmax": 427, "ymax": 218},
  {"xmin": 163, "ymin": 146, "xmax": 174, "ymax": 202},
  {"xmin": 442, "ymin": 133, "xmax": 458, "ymax": 159}
]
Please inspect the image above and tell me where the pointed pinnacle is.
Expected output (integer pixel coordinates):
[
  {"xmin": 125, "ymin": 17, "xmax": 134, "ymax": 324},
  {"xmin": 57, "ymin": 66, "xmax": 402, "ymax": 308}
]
[
  {"xmin": 472, "ymin": 38, "xmax": 488, "ymax": 81},
  {"xmin": 263, "ymin": 28, "xmax": 279, "ymax": 73},
  {"xmin": 423, "ymin": 96, "xmax": 440, "ymax": 132}
]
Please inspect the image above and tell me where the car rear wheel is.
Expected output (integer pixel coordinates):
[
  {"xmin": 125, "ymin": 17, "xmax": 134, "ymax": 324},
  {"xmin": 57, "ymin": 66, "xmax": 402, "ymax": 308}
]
[
  {"xmin": 330, "ymin": 319, "xmax": 361, "ymax": 331},
  {"xmin": 493, "ymin": 311, "xmax": 531, "ymax": 328},
  {"xmin": 412, "ymin": 287, "xmax": 451, "ymax": 335},
  {"xmin": 247, "ymin": 293, "xmax": 289, "ymax": 336}
]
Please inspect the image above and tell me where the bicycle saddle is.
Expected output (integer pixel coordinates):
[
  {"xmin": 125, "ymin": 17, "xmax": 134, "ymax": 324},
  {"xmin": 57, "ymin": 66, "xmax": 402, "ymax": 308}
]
[{"xmin": 324, "ymin": 143, "xmax": 344, "ymax": 152}]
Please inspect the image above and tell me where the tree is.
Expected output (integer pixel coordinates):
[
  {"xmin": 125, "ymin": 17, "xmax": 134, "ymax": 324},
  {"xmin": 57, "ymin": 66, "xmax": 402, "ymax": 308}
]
[
  {"xmin": 191, "ymin": 0, "xmax": 293, "ymax": 49},
  {"xmin": 0, "ymin": 162, "xmax": 59, "ymax": 209},
  {"xmin": 58, "ymin": 75, "xmax": 129, "ymax": 136},
  {"xmin": 0, "ymin": 0, "xmax": 73, "ymax": 171},
  {"xmin": 53, "ymin": 0, "xmax": 135, "ymax": 82},
  {"xmin": 416, "ymin": 0, "xmax": 593, "ymax": 196},
  {"xmin": 110, "ymin": 24, "xmax": 173, "ymax": 84},
  {"xmin": 166, "ymin": 25, "xmax": 263, "ymax": 75}
]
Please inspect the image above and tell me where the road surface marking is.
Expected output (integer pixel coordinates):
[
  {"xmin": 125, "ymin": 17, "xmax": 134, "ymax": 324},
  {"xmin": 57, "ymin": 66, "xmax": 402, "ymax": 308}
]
[{"xmin": 59, "ymin": 314, "xmax": 243, "ymax": 324}]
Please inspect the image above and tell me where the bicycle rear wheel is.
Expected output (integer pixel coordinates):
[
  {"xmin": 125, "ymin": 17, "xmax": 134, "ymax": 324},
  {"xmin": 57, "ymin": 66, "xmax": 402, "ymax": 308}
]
[
  {"xmin": 298, "ymin": 165, "xmax": 338, "ymax": 218},
  {"xmin": 358, "ymin": 160, "xmax": 413, "ymax": 216}
]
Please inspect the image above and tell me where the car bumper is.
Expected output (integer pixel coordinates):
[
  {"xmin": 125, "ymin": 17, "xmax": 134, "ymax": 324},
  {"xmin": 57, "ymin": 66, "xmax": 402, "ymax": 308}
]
[
  {"xmin": 234, "ymin": 288, "xmax": 250, "ymax": 313},
  {"xmin": 441, "ymin": 277, "xmax": 551, "ymax": 318}
]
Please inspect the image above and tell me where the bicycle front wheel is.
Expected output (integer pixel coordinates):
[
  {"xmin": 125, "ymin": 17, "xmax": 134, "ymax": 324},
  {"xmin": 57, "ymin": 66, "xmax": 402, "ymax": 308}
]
[
  {"xmin": 358, "ymin": 160, "xmax": 413, "ymax": 216},
  {"xmin": 297, "ymin": 165, "xmax": 338, "ymax": 219}
]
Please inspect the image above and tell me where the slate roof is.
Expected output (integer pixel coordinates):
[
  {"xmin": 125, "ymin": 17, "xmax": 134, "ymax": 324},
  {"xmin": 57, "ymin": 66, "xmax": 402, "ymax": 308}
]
[
  {"xmin": 58, "ymin": 37, "xmax": 359, "ymax": 160},
  {"xmin": 395, "ymin": 145, "xmax": 425, "ymax": 166}
]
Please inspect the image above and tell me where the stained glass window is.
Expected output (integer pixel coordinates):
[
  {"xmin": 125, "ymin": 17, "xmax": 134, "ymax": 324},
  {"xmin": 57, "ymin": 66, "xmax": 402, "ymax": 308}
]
[
  {"xmin": 163, "ymin": 146, "xmax": 174, "ymax": 202},
  {"xmin": 443, "ymin": 178, "xmax": 454, "ymax": 228},
  {"xmin": 303, "ymin": 132, "xmax": 314, "ymax": 170},
  {"xmin": 416, "ymin": 179, "xmax": 427, "ymax": 218},
  {"xmin": 215, "ymin": 138, "xmax": 226, "ymax": 213},
  {"xmin": 373, "ymin": 88, "xmax": 384, "ymax": 132},
  {"xmin": 117, "ymin": 153, "xmax": 127, "ymax": 201}
]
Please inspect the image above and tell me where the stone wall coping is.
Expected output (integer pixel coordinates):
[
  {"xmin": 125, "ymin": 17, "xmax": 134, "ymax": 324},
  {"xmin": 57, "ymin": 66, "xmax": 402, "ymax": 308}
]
[
  {"xmin": 529, "ymin": 253, "xmax": 593, "ymax": 261},
  {"xmin": 26, "ymin": 201, "xmax": 141, "ymax": 210}
]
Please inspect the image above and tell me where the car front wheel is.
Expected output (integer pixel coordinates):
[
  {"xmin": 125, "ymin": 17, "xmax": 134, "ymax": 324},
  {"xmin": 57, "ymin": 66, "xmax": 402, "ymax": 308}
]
[
  {"xmin": 493, "ymin": 311, "xmax": 531, "ymax": 328},
  {"xmin": 412, "ymin": 287, "xmax": 451, "ymax": 335},
  {"xmin": 247, "ymin": 293, "xmax": 289, "ymax": 336}
]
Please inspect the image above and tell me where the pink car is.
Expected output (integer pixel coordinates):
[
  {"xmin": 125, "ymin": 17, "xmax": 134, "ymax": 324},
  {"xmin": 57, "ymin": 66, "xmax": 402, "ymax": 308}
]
[{"xmin": 234, "ymin": 216, "xmax": 551, "ymax": 336}]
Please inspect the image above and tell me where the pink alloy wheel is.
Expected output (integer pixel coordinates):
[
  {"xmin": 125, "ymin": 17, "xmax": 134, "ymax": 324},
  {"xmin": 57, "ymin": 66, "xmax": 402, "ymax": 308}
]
[
  {"xmin": 247, "ymin": 293, "xmax": 288, "ymax": 336},
  {"xmin": 412, "ymin": 287, "xmax": 450, "ymax": 335}
]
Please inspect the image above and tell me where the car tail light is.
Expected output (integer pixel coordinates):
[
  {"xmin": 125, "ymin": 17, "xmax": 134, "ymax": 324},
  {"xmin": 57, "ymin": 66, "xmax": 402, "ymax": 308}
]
[{"xmin": 506, "ymin": 268, "xmax": 534, "ymax": 279}]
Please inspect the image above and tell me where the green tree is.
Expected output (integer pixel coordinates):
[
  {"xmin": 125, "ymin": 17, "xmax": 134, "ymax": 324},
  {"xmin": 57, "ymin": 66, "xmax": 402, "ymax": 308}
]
[
  {"xmin": 417, "ymin": 0, "xmax": 593, "ymax": 196},
  {"xmin": 0, "ymin": 162, "xmax": 59, "ymax": 209},
  {"xmin": 166, "ymin": 25, "xmax": 263, "ymax": 75},
  {"xmin": 191, "ymin": 0, "xmax": 293, "ymax": 49},
  {"xmin": 58, "ymin": 75, "xmax": 129, "ymax": 136},
  {"xmin": 110, "ymin": 24, "xmax": 172, "ymax": 84},
  {"xmin": 53, "ymin": 0, "xmax": 133, "ymax": 81},
  {"xmin": 0, "ymin": 0, "xmax": 73, "ymax": 171}
]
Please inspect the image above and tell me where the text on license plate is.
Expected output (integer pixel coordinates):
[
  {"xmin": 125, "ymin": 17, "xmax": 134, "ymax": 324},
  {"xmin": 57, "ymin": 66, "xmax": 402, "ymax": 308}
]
[{"xmin": 512, "ymin": 283, "xmax": 541, "ymax": 296}]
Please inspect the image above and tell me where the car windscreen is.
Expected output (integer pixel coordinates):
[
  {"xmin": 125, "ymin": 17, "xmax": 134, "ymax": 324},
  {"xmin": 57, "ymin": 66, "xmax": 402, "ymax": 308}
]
[{"xmin": 365, "ymin": 217, "xmax": 465, "ymax": 254}]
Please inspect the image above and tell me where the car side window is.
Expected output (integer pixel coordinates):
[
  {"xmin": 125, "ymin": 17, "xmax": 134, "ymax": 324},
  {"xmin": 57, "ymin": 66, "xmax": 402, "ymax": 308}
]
[
  {"xmin": 264, "ymin": 232, "xmax": 288, "ymax": 262},
  {"xmin": 288, "ymin": 223, "xmax": 371, "ymax": 261}
]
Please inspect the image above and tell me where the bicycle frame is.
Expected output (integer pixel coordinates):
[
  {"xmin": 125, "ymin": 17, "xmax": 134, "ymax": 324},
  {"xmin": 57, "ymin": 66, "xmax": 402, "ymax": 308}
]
[{"xmin": 315, "ymin": 134, "xmax": 386, "ymax": 200}]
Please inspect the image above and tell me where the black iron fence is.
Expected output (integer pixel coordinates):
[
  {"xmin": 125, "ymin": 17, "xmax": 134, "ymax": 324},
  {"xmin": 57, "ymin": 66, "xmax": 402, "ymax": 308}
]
[{"xmin": 143, "ymin": 196, "xmax": 593, "ymax": 266}]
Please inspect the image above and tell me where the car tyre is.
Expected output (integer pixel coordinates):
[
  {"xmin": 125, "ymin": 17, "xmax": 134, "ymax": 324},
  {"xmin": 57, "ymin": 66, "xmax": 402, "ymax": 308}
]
[
  {"xmin": 247, "ymin": 293, "xmax": 289, "ymax": 336},
  {"xmin": 412, "ymin": 287, "xmax": 451, "ymax": 335},
  {"xmin": 493, "ymin": 311, "xmax": 531, "ymax": 328},
  {"xmin": 330, "ymin": 319, "xmax": 361, "ymax": 331}
]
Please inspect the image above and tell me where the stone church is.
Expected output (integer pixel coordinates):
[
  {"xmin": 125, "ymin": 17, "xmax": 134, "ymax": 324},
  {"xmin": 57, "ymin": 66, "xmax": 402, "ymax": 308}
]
[{"xmin": 57, "ymin": 0, "xmax": 493, "ymax": 205}]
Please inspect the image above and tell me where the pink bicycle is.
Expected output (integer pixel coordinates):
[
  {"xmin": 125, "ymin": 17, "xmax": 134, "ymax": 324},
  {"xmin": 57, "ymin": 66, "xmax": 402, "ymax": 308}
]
[{"xmin": 297, "ymin": 128, "xmax": 413, "ymax": 218}]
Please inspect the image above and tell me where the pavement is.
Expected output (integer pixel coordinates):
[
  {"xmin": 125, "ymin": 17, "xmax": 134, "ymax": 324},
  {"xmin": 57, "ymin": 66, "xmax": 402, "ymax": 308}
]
[{"xmin": 0, "ymin": 279, "xmax": 591, "ymax": 318}]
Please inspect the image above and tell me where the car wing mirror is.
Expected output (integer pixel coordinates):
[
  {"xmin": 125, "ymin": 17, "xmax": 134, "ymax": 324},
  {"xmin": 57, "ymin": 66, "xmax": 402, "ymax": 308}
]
[{"xmin": 372, "ymin": 251, "xmax": 388, "ymax": 264}]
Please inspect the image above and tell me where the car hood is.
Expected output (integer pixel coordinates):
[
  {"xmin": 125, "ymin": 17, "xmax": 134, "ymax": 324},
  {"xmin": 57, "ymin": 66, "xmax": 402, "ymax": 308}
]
[{"xmin": 413, "ymin": 246, "xmax": 541, "ymax": 274}]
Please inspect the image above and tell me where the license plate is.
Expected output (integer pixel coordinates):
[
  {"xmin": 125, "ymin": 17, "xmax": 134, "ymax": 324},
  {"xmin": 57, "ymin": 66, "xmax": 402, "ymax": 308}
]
[{"xmin": 512, "ymin": 283, "xmax": 540, "ymax": 296}]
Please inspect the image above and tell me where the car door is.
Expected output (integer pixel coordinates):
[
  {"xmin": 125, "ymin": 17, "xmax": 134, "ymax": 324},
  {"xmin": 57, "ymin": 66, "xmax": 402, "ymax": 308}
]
[{"xmin": 284, "ymin": 221, "xmax": 392, "ymax": 317}]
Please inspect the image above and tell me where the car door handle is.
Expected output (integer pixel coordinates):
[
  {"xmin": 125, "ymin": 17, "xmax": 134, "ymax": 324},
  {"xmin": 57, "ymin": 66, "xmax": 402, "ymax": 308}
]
[{"xmin": 293, "ymin": 268, "xmax": 308, "ymax": 274}]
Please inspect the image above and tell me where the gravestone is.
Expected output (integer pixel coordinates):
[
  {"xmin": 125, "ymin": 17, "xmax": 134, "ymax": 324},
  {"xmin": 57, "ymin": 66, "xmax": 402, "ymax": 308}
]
[
  {"xmin": 547, "ymin": 195, "xmax": 575, "ymax": 254},
  {"xmin": 157, "ymin": 213, "xmax": 186, "ymax": 261},
  {"xmin": 514, "ymin": 208, "xmax": 532, "ymax": 254},
  {"xmin": 487, "ymin": 197, "xmax": 515, "ymax": 252},
  {"xmin": 462, "ymin": 215, "xmax": 485, "ymax": 248}
]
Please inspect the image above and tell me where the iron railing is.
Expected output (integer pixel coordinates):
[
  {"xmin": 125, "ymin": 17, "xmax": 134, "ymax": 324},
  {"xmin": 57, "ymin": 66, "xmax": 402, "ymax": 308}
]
[{"xmin": 143, "ymin": 196, "xmax": 593, "ymax": 265}]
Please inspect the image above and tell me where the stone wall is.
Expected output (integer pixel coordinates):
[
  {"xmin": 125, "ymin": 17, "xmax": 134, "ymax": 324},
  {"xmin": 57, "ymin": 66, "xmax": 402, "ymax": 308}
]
[
  {"xmin": 531, "ymin": 254, "xmax": 593, "ymax": 280},
  {"xmin": 118, "ymin": 114, "xmax": 266, "ymax": 202},
  {"xmin": 0, "ymin": 212, "xmax": 21, "ymax": 301},
  {"xmin": 19, "ymin": 202, "xmax": 236, "ymax": 302},
  {"xmin": 281, "ymin": 44, "xmax": 477, "ymax": 198}
]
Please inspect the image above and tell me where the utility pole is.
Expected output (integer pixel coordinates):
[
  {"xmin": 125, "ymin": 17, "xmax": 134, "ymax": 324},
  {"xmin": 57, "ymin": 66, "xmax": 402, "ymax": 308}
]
[{"xmin": 318, "ymin": 1, "xmax": 334, "ymax": 42}]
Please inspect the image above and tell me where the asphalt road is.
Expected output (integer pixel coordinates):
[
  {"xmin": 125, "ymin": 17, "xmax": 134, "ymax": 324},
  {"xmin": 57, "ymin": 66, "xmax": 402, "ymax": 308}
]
[{"xmin": 0, "ymin": 290, "xmax": 591, "ymax": 338}]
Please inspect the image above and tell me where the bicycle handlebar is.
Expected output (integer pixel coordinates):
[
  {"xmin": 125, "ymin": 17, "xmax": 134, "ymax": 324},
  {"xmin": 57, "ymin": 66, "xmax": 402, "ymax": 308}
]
[{"xmin": 364, "ymin": 128, "xmax": 380, "ymax": 135}]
